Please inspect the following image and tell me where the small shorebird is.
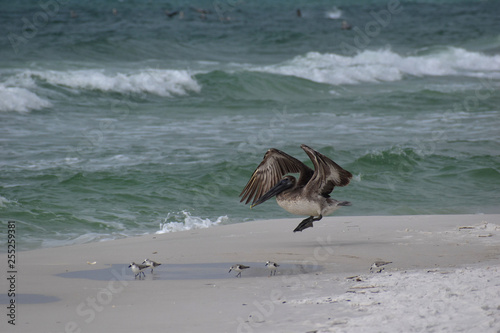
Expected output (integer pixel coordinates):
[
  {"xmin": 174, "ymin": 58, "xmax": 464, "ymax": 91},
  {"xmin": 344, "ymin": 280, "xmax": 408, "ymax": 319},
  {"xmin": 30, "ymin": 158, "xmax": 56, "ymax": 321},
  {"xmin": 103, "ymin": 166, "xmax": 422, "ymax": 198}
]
[
  {"xmin": 370, "ymin": 261, "xmax": 392, "ymax": 273},
  {"xmin": 142, "ymin": 258, "xmax": 161, "ymax": 273},
  {"xmin": 228, "ymin": 264, "xmax": 250, "ymax": 278},
  {"xmin": 240, "ymin": 144, "xmax": 352, "ymax": 232},
  {"xmin": 129, "ymin": 262, "xmax": 149, "ymax": 279},
  {"xmin": 265, "ymin": 261, "xmax": 280, "ymax": 276}
]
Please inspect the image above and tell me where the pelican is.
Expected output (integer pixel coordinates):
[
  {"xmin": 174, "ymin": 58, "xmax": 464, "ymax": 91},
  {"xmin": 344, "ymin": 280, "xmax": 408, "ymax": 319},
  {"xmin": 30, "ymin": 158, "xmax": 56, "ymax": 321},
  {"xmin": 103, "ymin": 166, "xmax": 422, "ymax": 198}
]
[{"xmin": 240, "ymin": 144, "xmax": 352, "ymax": 232}]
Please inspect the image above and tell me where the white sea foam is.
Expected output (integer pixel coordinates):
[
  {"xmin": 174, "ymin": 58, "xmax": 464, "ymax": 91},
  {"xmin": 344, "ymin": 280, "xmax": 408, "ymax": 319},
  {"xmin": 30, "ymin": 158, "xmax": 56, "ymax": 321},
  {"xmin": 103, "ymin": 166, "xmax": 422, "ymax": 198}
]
[
  {"xmin": 0, "ymin": 195, "xmax": 13, "ymax": 207},
  {"xmin": 253, "ymin": 48, "xmax": 500, "ymax": 85},
  {"xmin": 25, "ymin": 68, "xmax": 201, "ymax": 97},
  {"xmin": 0, "ymin": 84, "xmax": 52, "ymax": 112},
  {"xmin": 156, "ymin": 211, "xmax": 227, "ymax": 234},
  {"xmin": 325, "ymin": 7, "xmax": 342, "ymax": 19}
]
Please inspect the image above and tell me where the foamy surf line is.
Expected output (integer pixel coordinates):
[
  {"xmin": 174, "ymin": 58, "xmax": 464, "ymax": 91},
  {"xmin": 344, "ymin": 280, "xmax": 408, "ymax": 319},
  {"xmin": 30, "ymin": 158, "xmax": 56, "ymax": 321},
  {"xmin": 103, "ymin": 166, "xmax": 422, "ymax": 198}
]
[
  {"xmin": 23, "ymin": 211, "xmax": 227, "ymax": 249},
  {"xmin": 156, "ymin": 211, "xmax": 227, "ymax": 233}
]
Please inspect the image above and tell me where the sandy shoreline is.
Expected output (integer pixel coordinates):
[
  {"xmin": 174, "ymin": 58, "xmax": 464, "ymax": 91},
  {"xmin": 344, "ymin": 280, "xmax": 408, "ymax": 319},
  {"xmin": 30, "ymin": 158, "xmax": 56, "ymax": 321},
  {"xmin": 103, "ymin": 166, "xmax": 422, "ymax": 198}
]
[{"xmin": 2, "ymin": 214, "xmax": 500, "ymax": 332}]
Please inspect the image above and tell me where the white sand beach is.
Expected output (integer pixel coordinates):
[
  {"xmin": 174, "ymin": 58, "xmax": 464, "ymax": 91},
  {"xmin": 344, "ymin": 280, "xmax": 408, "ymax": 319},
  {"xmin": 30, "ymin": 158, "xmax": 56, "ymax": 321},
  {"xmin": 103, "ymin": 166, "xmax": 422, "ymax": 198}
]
[{"xmin": 2, "ymin": 214, "xmax": 500, "ymax": 332}]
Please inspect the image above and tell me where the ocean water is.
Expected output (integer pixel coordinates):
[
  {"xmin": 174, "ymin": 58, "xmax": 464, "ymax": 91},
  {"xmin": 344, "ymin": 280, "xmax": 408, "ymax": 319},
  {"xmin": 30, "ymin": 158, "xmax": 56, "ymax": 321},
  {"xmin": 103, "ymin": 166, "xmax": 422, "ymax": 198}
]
[{"xmin": 1, "ymin": 0, "xmax": 499, "ymax": 250}]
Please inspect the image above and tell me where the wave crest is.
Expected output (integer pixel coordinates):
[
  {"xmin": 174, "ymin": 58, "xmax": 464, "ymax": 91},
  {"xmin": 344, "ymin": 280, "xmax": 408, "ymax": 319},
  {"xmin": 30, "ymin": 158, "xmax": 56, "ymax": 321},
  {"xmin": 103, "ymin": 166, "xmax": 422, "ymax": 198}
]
[
  {"xmin": 27, "ymin": 68, "xmax": 201, "ymax": 97},
  {"xmin": 253, "ymin": 47, "xmax": 500, "ymax": 85},
  {"xmin": 0, "ymin": 85, "xmax": 52, "ymax": 112}
]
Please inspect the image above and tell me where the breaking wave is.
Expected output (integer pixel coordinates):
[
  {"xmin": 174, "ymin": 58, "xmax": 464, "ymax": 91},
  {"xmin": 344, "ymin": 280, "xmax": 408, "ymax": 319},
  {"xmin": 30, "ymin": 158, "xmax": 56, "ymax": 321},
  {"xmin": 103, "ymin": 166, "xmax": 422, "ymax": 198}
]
[
  {"xmin": 21, "ymin": 68, "xmax": 201, "ymax": 97},
  {"xmin": 0, "ymin": 84, "xmax": 52, "ymax": 112},
  {"xmin": 252, "ymin": 47, "xmax": 500, "ymax": 85}
]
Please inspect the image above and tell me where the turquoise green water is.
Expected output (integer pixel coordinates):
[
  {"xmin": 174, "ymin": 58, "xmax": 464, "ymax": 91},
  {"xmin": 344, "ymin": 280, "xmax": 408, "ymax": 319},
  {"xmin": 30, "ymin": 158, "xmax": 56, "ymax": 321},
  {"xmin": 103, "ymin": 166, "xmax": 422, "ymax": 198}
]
[{"xmin": 1, "ymin": 0, "xmax": 499, "ymax": 250}]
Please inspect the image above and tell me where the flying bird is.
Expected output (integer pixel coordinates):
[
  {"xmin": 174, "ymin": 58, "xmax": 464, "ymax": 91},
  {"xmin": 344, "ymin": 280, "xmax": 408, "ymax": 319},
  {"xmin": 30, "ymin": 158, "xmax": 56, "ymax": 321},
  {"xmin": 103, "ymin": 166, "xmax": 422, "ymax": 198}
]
[{"xmin": 240, "ymin": 144, "xmax": 352, "ymax": 232}]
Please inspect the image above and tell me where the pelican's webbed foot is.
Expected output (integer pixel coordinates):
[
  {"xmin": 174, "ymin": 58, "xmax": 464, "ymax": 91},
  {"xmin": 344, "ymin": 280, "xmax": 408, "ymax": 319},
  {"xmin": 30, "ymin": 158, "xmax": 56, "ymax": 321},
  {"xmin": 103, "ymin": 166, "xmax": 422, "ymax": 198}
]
[{"xmin": 293, "ymin": 215, "xmax": 322, "ymax": 232}]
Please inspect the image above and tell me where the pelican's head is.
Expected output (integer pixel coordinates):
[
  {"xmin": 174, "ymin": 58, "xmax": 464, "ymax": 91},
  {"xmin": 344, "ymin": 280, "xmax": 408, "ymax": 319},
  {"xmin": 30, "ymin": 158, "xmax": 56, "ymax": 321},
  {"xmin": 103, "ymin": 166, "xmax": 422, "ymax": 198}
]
[{"xmin": 251, "ymin": 175, "xmax": 296, "ymax": 208}]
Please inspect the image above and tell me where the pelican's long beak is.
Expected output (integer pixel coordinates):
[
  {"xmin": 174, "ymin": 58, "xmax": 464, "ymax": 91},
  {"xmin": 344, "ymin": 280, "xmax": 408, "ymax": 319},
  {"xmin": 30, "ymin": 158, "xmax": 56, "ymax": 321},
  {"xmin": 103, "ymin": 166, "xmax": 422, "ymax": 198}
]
[{"xmin": 250, "ymin": 178, "xmax": 294, "ymax": 208}]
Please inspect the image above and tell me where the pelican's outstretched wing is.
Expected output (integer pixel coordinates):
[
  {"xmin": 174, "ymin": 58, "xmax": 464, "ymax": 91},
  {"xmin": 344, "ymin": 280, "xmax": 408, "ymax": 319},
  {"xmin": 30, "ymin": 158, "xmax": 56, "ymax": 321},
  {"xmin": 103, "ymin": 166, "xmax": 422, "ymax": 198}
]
[
  {"xmin": 301, "ymin": 144, "xmax": 352, "ymax": 197},
  {"xmin": 240, "ymin": 148, "xmax": 313, "ymax": 205}
]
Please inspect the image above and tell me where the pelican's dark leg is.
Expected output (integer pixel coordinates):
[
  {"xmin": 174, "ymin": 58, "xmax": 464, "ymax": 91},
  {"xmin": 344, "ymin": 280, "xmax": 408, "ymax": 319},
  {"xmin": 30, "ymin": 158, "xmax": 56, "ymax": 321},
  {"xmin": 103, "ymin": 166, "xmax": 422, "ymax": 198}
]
[
  {"xmin": 293, "ymin": 215, "xmax": 323, "ymax": 232},
  {"xmin": 236, "ymin": 272, "xmax": 242, "ymax": 278}
]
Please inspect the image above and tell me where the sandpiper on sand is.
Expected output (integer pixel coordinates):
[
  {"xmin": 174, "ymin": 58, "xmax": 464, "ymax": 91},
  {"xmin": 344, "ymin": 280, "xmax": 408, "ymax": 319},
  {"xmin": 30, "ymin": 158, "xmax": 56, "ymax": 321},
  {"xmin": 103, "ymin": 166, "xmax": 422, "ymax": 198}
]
[
  {"xmin": 142, "ymin": 258, "xmax": 161, "ymax": 273},
  {"xmin": 370, "ymin": 260, "xmax": 392, "ymax": 273},
  {"xmin": 129, "ymin": 262, "xmax": 149, "ymax": 279},
  {"xmin": 228, "ymin": 264, "xmax": 250, "ymax": 278},
  {"xmin": 265, "ymin": 261, "xmax": 280, "ymax": 276}
]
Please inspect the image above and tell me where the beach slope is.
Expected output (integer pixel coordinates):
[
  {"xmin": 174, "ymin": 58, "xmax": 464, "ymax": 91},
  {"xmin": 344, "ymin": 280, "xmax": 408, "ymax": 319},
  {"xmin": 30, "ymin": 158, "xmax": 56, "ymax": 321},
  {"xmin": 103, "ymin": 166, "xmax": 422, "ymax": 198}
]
[{"xmin": 2, "ymin": 214, "xmax": 500, "ymax": 332}]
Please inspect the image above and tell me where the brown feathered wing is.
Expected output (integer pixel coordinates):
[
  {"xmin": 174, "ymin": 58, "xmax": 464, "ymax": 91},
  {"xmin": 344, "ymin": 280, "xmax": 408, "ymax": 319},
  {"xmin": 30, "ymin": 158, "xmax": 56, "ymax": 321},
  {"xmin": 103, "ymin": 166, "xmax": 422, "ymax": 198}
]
[
  {"xmin": 300, "ymin": 144, "xmax": 352, "ymax": 198},
  {"xmin": 239, "ymin": 148, "xmax": 314, "ymax": 206}
]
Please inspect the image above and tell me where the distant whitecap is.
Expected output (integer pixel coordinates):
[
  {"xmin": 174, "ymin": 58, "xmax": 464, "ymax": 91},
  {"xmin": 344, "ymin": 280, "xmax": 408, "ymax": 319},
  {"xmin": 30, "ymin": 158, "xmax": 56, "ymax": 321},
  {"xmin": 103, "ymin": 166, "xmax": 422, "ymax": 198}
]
[{"xmin": 325, "ymin": 7, "xmax": 342, "ymax": 19}]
